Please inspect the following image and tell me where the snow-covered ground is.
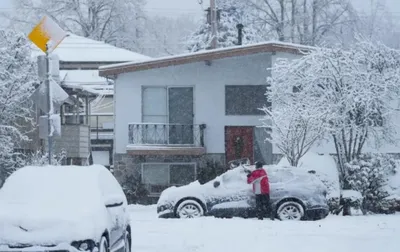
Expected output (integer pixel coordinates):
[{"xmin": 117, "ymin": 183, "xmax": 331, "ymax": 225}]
[{"xmin": 129, "ymin": 204, "xmax": 400, "ymax": 252}]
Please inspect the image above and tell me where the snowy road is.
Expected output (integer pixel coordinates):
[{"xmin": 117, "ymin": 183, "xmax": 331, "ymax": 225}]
[{"xmin": 129, "ymin": 205, "xmax": 400, "ymax": 252}]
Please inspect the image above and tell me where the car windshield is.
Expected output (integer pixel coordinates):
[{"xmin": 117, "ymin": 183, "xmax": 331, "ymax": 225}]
[{"xmin": 0, "ymin": 166, "xmax": 101, "ymax": 206}]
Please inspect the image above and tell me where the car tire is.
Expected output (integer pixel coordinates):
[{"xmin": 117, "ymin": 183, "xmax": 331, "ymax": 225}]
[
  {"xmin": 124, "ymin": 229, "xmax": 131, "ymax": 252},
  {"xmin": 175, "ymin": 199, "xmax": 204, "ymax": 218},
  {"xmin": 99, "ymin": 236, "xmax": 110, "ymax": 252},
  {"xmin": 276, "ymin": 201, "xmax": 304, "ymax": 221}
]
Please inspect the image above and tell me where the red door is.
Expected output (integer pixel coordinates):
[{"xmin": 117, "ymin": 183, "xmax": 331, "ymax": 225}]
[{"xmin": 225, "ymin": 126, "xmax": 254, "ymax": 164}]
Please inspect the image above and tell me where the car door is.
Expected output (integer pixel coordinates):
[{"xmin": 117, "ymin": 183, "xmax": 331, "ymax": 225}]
[
  {"xmin": 268, "ymin": 169, "xmax": 296, "ymax": 205},
  {"xmin": 98, "ymin": 169, "xmax": 127, "ymax": 250},
  {"xmin": 208, "ymin": 168, "xmax": 253, "ymax": 217}
]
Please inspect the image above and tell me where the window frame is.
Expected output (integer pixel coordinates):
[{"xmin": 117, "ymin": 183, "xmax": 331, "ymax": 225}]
[{"xmin": 140, "ymin": 162, "xmax": 197, "ymax": 195}]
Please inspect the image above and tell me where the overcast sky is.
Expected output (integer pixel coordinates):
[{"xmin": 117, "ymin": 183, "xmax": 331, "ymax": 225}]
[{"xmin": 1, "ymin": 0, "xmax": 400, "ymax": 19}]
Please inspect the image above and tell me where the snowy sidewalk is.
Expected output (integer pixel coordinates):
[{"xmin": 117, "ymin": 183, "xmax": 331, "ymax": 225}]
[{"xmin": 129, "ymin": 205, "xmax": 399, "ymax": 252}]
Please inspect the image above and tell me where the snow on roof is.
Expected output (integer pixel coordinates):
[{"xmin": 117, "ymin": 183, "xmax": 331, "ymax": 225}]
[
  {"xmin": 60, "ymin": 70, "xmax": 114, "ymax": 96},
  {"xmin": 60, "ymin": 70, "xmax": 111, "ymax": 85},
  {"xmin": 99, "ymin": 40, "xmax": 314, "ymax": 76},
  {"xmin": 31, "ymin": 33, "xmax": 152, "ymax": 63}
]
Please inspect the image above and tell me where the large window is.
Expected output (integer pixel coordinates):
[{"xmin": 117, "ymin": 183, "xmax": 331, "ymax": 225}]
[
  {"xmin": 141, "ymin": 163, "xmax": 197, "ymax": 195},
  {"xmin": 225, "ymin": 85, "xmax": 269, "ymax": 115},
  {"xmin": 142, "ymin": 87, "xmax": 168, "ymax": 124},
  {"xmin": 141, "ymin": 86, "xmax": 194, "ymax": 145}
]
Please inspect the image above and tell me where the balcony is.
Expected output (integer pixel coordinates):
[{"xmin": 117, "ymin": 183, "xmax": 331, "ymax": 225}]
[
  {"xmin": 127, "ymin": 123, "xmax": 206, "ymax": 156},
  {"xmin": 89, "ymin": 114, "xmax": 114, "ymax": 141},
  {"xmin": 63, "ymin": 114, "xmax": 114, "ymax": 141}
]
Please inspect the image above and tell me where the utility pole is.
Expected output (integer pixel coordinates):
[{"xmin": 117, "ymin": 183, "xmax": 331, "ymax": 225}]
[
  {"xmin": 210, "ymin": 0, "xmax": 217, "ymax": 49},
  {"xmin": 45, "ymin": 44, "xmax": 52, "ymax": 165}
]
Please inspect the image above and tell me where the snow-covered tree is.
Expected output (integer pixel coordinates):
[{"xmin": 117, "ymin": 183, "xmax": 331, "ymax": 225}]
[
  {"xmin": 266, "ymin": 38, "xmax": 400, "ymax": 178},
  {"xmin": 260, "ymin": 73, "xmax": 327, "ymax": 166},
  {"xmin": 186, "ymin": 0, "xmax": 264, "ymax": 52},
  {"xmin": 0, "ymin": 29, "xmax": 39, "ymax": 185},
  {"xmin": 140, "ymin": 14, "xmax": 197, "ymax": 57},
  {"xmin": 248, "ymin": 0, "xmax": 355, "ymax": 45},
  {"xmin": 5, "ymin": 0, "xmax": 147, "ymax": 52},
  {"xmin": 340, "ymin": 0, "xmax": 400, "ymax": 49}
]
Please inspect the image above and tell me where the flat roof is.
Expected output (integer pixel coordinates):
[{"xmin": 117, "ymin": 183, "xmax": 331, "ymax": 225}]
[{"xmin": 98, "ymin": 41, "xmax": 313, "ymax": 76}]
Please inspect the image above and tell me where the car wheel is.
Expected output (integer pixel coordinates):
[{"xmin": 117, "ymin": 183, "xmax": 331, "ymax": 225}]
[
  {"xmin": 99, "ymin": 236, "xmax": 110, "ymax": 252},
  {"xmin": 276, "ymin": 201, "xmax": 304, "ymax": 221},
  {"xmin": 124, "ymin": 230, "xmax": 131, "ymax": 252},
  {"xmin": 176, "ymin": 199, "xmax": 204, "ymax": 218}
]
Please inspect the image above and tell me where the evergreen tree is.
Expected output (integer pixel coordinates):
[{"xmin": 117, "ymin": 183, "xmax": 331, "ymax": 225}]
[{"xmin": 186, "ymin": 0, "xmax": 264, "ymax": 52}]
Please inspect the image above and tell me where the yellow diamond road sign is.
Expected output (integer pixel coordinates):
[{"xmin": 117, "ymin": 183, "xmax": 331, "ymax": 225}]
[{"xmin": 28, "ymin": 16, "xmax": 67, "ymax": 53}]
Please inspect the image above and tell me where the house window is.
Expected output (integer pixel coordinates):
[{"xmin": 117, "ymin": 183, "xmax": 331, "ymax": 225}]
[
  {"xmin": 142, "ymin": 87, "xmax": 168, "ymax": 124},
  {"xmin": 225, "ymin": 85, "xmax": 269, "ymax": 115},
  {"xmin": 141, "ymin": 163, "xmax": 196, "ymax": 195}
]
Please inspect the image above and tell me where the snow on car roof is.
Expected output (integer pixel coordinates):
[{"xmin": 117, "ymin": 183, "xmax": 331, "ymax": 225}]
[{"xmin": 0, "ymin": 165, "xmax": 108, "ymax": 205}]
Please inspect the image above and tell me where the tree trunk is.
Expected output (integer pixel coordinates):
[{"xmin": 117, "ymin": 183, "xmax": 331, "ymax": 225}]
[
  {"xmin": 291, "ymin": 0, "xmax": 296, "ymax": 42},
  {"xmin": 311, "ymin": 0, "xmax": 318, "ymax": 45}
]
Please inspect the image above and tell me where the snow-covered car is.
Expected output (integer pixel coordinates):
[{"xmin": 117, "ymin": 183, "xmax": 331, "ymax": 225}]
[
  {"xmin": 0, "ymin": 165, "xmax": 131, "ymax": 252},
  {"xmin": 157, "ymin": 165, "xmax": 329, "ymax": 221}
]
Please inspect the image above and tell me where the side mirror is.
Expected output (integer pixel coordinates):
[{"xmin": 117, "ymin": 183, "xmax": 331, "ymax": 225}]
[
  {"xmin": 104, "ymin": 195, "xmax": 124, "ymax": 208},
  {"xmin": 213, "ymin": 181, "xmax": 220, "ymax": 188}
]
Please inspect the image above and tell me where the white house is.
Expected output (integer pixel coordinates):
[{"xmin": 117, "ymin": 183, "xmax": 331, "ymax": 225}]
[
  {"xmin": 98, "ymin": 41, "xmax": 312, "ymax": 200},
  {"xmin": 30, "ymin": 33, "xmax": 151, "ymax": 166}
]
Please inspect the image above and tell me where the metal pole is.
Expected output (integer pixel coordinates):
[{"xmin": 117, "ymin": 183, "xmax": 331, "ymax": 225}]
[
  {"xmin": 45, "ymin": 44, "xmax": 52, "ymax": 165},
  {"xmin": 210, "ymin": 0, "xmax": 217, "ymax": 49}
]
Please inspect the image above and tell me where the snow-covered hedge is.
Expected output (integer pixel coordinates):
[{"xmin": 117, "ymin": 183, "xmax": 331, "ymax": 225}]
[{"xmin": 344, "ymin": 153, "xmax": 397, "ymax": 213}]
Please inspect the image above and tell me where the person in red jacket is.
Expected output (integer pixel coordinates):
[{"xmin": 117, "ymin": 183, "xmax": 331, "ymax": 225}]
[{"xmin": 246, "ymin": 161, "xmax": 273, "ymax": 220}]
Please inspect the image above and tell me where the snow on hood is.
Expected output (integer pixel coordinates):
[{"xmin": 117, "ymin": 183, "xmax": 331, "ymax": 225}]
[
  {"xmin": 0, "ymin": 165, "xmax": 110, "ymax": 245},
  {"xmin": 157, "ymin": 168, "xmax": 248, "ymax": 207}
]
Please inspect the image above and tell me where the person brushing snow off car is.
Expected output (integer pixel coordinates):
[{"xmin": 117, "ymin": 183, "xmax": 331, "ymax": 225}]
[{"xmin": 246, "ymin": 161, "xmax": 274, "ymax": 220}]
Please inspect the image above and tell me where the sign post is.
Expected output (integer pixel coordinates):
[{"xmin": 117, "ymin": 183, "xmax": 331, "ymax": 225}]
[{"xmin": 28, "ymin": 16, "xmax": 67, "ymax": 165}]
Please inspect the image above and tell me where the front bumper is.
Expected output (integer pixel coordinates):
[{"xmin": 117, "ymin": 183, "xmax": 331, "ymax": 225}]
[
  {"xmin": 157, "ymin": 204, "xmax": 175, "ymax": 218},
  {"xmin": 0, "ymin": 243, "xmax": 80, "ymax": 252}
]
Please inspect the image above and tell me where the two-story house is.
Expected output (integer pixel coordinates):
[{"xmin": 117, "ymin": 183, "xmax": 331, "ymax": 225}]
[
  {"xmin": 98, "ymin": 41, "xmax": 311, "ymax": 200},
  {"xmin": 30, "ymin": 33, "xmax": 151, "ymax": 166}
]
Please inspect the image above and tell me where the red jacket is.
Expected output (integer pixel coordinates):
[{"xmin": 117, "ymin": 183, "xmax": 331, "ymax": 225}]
[{"xmin": 247, "ymin": 169, "xmax": 270, "ymax": 195}]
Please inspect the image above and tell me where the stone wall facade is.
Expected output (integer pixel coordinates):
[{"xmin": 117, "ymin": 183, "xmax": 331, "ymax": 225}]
[{"xmin": 113, "ymin": 153, "xmax": 226, "ymax": 204}]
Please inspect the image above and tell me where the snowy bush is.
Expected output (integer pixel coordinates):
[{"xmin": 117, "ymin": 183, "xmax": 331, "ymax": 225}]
[
  {"xmin": 121, "ymin": 172, "xmax": 149, "ymax": 204},
  {"xmin": 23, "ymin": 150, "xmax": 67, "ymax": 167},
  {"xmin": 338, "ymin": 190, "xmax": 363, "ymax": 216},
  {"xmin": 344, "ymin": 153, "xmax": 397, "ymax": 213}
]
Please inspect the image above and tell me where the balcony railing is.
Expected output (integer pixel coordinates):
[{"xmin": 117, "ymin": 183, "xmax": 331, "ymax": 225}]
[
  {"xmin": 90, "ymin": 114, "xmax": 114, "ymax": 140},
  {"xmin": 128, "ymin": 123, "xmax": 206, "ymax": 147},
  {"xmin": 64, "ymin": 114, "xmax": 114, "ymax": 140}
]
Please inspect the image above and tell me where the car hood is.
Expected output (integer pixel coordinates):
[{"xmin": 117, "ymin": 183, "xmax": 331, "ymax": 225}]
[
  {"xmin": 0, "ymin": 202, "xmax": 106, "ymax": 246},
  {"xmin": 158, "ymin": 181, "xmax": 206, "ymax": 206}
]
